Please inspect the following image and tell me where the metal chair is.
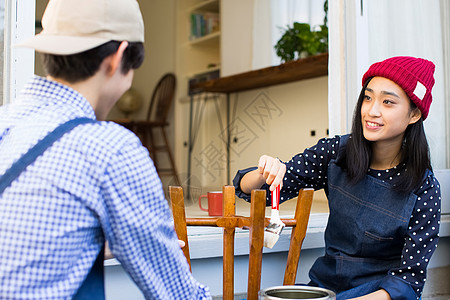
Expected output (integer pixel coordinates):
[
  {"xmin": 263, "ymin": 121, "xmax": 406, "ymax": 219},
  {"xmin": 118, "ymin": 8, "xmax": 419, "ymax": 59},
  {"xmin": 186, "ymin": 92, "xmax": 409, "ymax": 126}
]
[{"xmin": 169, "ymin": 185, "xmax": 314, "ymax": 300}]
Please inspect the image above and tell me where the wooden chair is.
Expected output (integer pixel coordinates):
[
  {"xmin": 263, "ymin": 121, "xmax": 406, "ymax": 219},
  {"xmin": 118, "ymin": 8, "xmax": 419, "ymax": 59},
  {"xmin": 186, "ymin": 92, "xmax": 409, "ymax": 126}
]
[
  {"xmin": 169, "ymin": 185, "xmax": 314, "ymax": 300},
  {"xmin": 115, "ymin": 73, "xmax": 180, "ymax": 186}
]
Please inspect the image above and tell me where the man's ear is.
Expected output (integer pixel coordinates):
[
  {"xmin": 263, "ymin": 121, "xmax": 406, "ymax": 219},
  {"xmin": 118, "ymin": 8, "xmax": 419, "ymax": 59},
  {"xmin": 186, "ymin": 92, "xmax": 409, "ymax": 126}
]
[
  {"xmin": 107, "ymin": 41, "xmax": 129, "ymax": 77},
  {"xmin": 409, "ymin": 107, "xmax": 422, "ymax": 125}
]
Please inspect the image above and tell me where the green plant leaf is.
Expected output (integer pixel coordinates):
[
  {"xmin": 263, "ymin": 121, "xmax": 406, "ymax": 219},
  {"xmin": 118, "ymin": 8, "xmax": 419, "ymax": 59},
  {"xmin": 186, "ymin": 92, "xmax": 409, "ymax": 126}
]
[{"xmin": 274, "ymin": 1, "xmax": 328, "ymax": 62}]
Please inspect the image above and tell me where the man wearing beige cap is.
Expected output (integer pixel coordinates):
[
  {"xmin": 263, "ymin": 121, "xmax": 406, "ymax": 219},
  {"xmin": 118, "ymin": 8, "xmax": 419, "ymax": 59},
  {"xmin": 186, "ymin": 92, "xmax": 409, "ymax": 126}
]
[{"xmin": 0, "ymin": 0, "xmax": 211, "ymax": 299}]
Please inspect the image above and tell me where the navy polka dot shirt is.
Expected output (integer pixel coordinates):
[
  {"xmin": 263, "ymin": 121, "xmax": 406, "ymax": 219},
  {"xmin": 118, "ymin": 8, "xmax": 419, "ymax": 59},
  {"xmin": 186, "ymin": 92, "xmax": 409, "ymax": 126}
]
[{"xmin": 234, "ymin": 135, "xmax": 441, "ymax": 298}]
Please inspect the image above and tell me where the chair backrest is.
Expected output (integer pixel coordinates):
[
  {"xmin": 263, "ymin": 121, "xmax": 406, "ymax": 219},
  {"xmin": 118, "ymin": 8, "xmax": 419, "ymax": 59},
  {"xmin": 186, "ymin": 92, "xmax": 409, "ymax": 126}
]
[
  {"xmin": 169, "ymin": 186, "xmax": 191, "ymax": 270},
  {"xmin": 169, "ymin": 185, "xmax": 314, "ymax": 300},
  {"xmin": 146, "ymin": 73, "xmax": 176, "ymax": 123}
]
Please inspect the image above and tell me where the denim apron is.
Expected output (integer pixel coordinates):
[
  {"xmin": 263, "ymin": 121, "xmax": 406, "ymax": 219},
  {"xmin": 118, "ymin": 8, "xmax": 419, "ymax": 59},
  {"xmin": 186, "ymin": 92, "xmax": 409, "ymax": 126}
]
[
  {"xmin": 308, "ymin": 136, "xmax": 418, "ymax": 298},
  {"xmin": 72, "ymin": 248, "xmax": 105, "ymax": 299}
]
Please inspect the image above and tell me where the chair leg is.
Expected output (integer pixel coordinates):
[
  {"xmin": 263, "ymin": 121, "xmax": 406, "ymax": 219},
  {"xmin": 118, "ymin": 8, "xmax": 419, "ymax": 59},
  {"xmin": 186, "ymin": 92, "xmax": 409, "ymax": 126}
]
[
  {"xmin": 283, "ymin": 188, "xmax": 314, "ymax": 285},
  {"xmin": 247, "ymin": 190, "xmax": 267, "ymax": 300},
  {"xmin": 169, "ymin": 186, "xmax": 191, "ymax": 271},
  {"xmin": 222, "ymin": 186, "xmax": 236, "ymax": 300},
  {"xmin": 146, "ymin": 127, "xmax": 157, "ymax": 167},
  {"xmin": 134, "ymin": 125, "xmax": 157, "ymax": 167},
  {"xmin": 161, "ymin": 127, "xmax": 181, "ymax": 186}
]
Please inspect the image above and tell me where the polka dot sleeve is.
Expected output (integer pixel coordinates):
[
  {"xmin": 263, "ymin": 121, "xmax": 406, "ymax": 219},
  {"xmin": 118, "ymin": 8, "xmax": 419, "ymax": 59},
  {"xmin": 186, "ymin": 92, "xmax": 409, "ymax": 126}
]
[
  {"xmin": 380, "ymin": 175, "xmax": 441, "ymax": 299},
  {"xmin": 233, "ymin": 136, "xmax": 341, "ymax": 205},
  {"xmin": 281, "ymin": 136, "xmax": 341, "ymax": 203}
]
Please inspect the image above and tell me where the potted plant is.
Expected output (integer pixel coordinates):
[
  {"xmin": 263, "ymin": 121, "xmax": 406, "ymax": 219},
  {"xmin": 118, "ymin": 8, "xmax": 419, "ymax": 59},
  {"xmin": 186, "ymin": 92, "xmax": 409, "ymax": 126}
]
[{"xmin": 274, "ymin": 0, "xmax": 328, "ymax": 62}]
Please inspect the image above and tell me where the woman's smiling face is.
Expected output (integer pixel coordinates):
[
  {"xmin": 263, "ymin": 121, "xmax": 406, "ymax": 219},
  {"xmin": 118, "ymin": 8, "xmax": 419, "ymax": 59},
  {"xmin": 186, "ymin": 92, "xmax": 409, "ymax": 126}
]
[{"xmin": 361, "ymin": 76, "xmax": 422, "ymax": 145}]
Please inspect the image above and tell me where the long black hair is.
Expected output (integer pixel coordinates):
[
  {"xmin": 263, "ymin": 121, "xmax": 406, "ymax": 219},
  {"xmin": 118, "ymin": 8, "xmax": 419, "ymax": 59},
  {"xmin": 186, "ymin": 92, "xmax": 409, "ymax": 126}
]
[{"xmin": 339, "ymin": 77, "xmax": 432, "ymax": 193}]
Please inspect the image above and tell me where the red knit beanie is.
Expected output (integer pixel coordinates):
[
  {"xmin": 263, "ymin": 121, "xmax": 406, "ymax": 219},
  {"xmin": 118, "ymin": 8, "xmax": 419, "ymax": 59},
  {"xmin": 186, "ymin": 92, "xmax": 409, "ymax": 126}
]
[{"xmin": 362, "ymin": 56, "xmax": 435, "ymax": 120}]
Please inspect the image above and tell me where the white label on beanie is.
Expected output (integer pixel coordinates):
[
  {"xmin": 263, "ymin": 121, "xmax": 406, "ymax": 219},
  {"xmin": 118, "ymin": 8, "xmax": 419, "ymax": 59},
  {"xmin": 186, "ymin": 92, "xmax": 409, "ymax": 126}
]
[{"xmin": 413, "ymin": 81, "xmax": 426, "ymax": 101}]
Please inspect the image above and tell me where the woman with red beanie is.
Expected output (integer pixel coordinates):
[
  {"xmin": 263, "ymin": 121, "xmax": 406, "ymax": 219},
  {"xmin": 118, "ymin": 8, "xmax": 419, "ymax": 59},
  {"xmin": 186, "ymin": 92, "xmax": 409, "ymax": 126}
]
[{"xmin": 233, "ymin": 56, "xmax": 441, "ymax": 300}]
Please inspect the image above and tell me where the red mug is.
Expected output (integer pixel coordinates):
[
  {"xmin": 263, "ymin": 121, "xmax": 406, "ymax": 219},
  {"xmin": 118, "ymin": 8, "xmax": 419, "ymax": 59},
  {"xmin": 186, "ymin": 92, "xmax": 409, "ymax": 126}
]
[{"xmin": 198, "ymin": 191, "xmax": 223, "ymax": 216}]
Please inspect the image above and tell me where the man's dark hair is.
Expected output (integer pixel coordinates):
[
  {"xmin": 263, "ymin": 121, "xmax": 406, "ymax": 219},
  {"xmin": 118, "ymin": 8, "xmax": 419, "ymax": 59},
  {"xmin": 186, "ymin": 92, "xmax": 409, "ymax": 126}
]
[
  {"xmin": 339, "ymin": 77, "xmax": 432, "ymax": 193},
  {"xmin": 42, "ymin": 41, "xmax": 144, "ymax": 83}
]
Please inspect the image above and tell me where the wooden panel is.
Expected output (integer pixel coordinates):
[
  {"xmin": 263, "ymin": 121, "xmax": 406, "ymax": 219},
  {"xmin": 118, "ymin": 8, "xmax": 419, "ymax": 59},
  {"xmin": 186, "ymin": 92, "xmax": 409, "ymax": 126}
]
[{"xmin": 192, "ymin": 53, "xmax": 328, "ymax": 93}]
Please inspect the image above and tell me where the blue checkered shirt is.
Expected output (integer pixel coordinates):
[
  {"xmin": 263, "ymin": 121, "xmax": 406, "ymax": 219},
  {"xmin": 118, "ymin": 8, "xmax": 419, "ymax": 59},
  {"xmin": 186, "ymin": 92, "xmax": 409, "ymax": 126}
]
[{"xmin": 0, "ymin": 76, "xmax": 211, "ymax": 299}]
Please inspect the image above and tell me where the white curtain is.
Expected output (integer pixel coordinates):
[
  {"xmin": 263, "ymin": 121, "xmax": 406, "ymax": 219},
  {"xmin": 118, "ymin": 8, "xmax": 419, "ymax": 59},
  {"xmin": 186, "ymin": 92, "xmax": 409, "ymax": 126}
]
[
  {"xmin": 2, "ymin": 0, "xmax": 35, "ymax": 105},
  {"xmin": 440, "ymin": 0, "xmax": 450, "ymax": 168},
  {"xmin": 252, "ymin": 0, "xmax": 326, "ymax": 69},
  {"xmin": 0, "ymin": 1, "xmax": 5, "ymax": 105}
]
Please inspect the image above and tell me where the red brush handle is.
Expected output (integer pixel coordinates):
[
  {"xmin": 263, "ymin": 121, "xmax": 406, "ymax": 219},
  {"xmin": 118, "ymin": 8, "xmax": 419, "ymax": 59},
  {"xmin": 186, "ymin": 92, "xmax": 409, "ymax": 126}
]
[{"xmin": 271, "ymin": 185, "xmax": 280, "ymax": 210}]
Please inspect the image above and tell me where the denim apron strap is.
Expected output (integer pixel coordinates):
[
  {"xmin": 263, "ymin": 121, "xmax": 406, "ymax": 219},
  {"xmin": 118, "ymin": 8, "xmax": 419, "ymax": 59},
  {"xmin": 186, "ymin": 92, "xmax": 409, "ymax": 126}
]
[
  {"xmin": 309, "ymin": 135, "xmax": 417, "ymax": 294},
  {"xmin": 0, "ymin": 118, "xmax": 105, "ymax": 298}
]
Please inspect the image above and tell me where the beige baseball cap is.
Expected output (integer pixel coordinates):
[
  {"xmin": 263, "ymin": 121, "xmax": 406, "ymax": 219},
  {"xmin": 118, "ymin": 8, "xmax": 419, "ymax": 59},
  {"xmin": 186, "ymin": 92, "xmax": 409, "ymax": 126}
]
[{"xmin": 17, "ymin": 0, "xmax": 144, "ymax": 55}]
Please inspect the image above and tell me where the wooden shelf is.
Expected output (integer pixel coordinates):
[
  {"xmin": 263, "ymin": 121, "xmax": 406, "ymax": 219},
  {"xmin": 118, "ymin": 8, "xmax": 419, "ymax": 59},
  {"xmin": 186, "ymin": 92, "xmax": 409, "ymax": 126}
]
[
  {"xmin": 188, "ymin": 66, "xmax": 220, "ymax": 78},
  {"xmin": 189, "ymin": 31, "xmax": 221, "ymax": 46},
  {"xmin": 189, "ymin": 0, "xmax": 220, "ymax": 13},
  {"xmin": 192, "ymin": 52, "xmax": 328, "ymax": 94}
]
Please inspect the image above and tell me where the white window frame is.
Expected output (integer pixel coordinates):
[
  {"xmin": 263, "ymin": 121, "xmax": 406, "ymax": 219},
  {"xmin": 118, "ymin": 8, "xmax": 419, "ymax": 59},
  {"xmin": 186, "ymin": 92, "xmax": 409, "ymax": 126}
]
[
  {"xmin": 2, "ymin": 0, "xmax": 35, "ymax": 105},
  {"xmin": 328, "ymin": 0, "xmax": 368, "ymax": 136},
  {"xmin": 441, "ymin": 0, "xmax": 450, "ymax": 167}
]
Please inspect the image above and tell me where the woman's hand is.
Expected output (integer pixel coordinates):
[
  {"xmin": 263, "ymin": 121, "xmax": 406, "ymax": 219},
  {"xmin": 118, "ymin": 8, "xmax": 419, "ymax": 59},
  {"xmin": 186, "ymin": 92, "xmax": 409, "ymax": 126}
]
[
  {"xmin": 240, "ymin": 155, "xmax": 286, "ymax": 194},
  {"xmin": 258, "ymin": 155, "xmax": 286, "ymax": 191}
]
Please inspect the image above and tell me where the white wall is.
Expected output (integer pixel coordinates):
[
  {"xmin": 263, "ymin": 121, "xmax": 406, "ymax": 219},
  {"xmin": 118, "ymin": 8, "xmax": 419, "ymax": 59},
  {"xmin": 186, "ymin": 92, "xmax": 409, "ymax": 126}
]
[
  {"xmin": 176, "ymin": 76, "xmax": 329, "ymax": 194},
  {"xmin": 228, "ymin": 77, "xmax": 329, "ymax": 179},
  {"xmin": 221, "ymin": 0, "xmax": 254, "ymax": 76}
]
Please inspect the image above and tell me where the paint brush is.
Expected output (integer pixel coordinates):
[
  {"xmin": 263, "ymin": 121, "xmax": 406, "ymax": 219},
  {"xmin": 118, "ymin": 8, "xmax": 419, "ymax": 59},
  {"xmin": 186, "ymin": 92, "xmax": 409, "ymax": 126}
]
[{"xmin": 263, "ymin": 185, "xmax": 285, "ymax": 248}]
